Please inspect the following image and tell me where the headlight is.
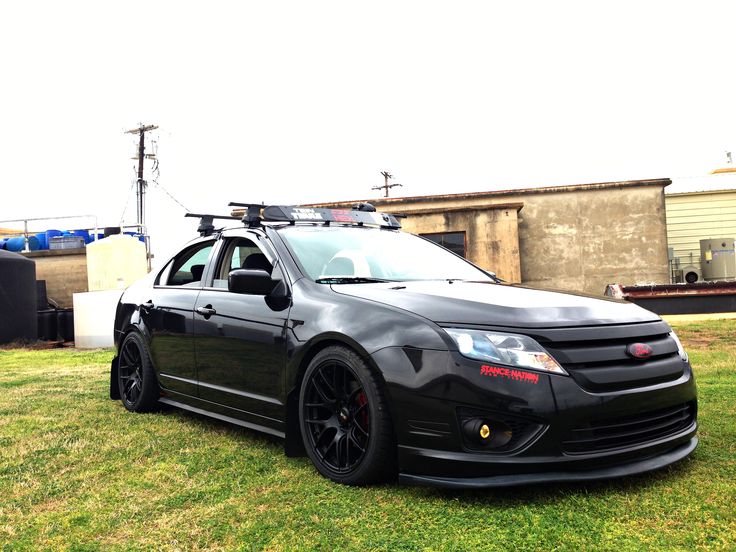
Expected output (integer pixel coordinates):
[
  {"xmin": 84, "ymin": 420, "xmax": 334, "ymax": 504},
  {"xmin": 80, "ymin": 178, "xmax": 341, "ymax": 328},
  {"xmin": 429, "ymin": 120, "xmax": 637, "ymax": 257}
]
[
  {"xmin": 669, "ymin": 331, "xmax": 689, "ymax": 362},
  {"xmin": 444, "ymin": 328, "xmax": 568, "ymax": 376}
]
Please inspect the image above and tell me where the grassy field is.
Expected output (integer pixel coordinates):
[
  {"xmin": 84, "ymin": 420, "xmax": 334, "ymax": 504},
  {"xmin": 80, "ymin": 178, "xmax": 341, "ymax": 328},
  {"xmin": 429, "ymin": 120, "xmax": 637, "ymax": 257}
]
[{"xmin": 0, "ymin": 321, "xmax": 734, "ymax": 551}]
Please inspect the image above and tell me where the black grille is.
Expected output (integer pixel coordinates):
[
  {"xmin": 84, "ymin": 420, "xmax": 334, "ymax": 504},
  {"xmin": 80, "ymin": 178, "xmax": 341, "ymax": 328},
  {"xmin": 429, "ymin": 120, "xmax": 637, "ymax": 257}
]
[
  {"xmin": 540, "ymin": 322, "xmax": 686, "ymax": 392},
  {"xmin": 562, "ymin": 402, "xmax": 696, "ymax": 454}
]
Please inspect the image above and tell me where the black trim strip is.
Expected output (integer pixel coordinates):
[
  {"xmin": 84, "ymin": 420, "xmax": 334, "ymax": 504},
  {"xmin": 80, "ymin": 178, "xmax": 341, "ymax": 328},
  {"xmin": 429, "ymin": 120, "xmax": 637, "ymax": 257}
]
[{"xmin": 159, "ymin": 373, "xmax": 284, "ymax": 406}]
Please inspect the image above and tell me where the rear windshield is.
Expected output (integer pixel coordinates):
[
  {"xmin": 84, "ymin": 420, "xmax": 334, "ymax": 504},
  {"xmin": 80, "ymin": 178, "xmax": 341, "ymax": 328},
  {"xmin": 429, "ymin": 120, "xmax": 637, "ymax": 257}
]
[{"xmin": 277, "ymin": 226, "xmax": 491, "ymax": 282}]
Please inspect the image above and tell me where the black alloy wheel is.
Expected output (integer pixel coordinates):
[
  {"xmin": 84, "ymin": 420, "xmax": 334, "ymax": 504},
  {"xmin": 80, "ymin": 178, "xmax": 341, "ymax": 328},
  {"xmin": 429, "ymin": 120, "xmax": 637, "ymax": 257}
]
[
  {"xmin": 299, "ymin": 346, "xmax": 396, "ymax": 485},
  {"xmin": 118, "ymin": 332, "xmax": 159, "ymax": 412}
]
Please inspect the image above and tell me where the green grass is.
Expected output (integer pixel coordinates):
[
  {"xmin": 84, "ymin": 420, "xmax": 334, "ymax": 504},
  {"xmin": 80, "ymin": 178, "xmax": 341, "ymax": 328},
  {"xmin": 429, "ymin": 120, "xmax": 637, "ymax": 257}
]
[{"xmin": 1, "ymin": 321, "xmax": 735, "ymax": 551}]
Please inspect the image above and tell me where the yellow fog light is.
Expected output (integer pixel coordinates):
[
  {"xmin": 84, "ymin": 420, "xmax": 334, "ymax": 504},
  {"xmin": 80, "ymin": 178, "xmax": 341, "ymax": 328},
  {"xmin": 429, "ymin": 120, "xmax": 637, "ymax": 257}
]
[{"xmin": 479, "ymin": 424, "xmax": 491, "ymax": 440}]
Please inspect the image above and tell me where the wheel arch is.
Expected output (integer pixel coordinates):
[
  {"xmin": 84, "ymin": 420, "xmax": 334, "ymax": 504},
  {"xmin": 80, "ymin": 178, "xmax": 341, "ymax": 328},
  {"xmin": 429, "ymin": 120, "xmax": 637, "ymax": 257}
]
[{"xmin": 283, "ymin": 333, "xmax": 395, "ymax": 458}]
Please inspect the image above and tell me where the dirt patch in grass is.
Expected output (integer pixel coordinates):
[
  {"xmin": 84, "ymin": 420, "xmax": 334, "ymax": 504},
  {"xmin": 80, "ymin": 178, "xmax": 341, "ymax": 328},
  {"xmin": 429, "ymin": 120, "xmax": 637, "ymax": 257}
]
[{"xmin": 0, "ymin": 340, "xmax": 71, "ymax": 351}]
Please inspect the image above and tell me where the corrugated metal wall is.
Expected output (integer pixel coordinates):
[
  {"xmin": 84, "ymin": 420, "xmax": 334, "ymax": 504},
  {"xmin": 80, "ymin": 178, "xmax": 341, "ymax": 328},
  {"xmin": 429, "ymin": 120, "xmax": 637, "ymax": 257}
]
[{"xmin": 665, "ymin": 190, "xmax": 736, "ymax": 272}]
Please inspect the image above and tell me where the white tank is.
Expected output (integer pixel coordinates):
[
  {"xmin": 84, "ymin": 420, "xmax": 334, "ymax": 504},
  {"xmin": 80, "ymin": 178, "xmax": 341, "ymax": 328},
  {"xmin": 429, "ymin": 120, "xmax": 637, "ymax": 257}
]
[
  {"xmin": 73, "ymin": 290, "xmax": 123, "ymax": 348},
  {"xmin": 86, "ymin": 235, "xmax": 148, "ymax": 291}
]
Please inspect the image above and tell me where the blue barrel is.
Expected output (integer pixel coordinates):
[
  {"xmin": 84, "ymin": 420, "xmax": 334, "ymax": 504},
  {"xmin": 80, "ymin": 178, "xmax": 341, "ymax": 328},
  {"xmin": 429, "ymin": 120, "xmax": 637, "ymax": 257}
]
[
  {"xmin": 35, "ymin": 232, "xmax": 48, "ymax": 250},
  {"xmin": 5, "ymin": 236, "xmax": 40, "ymax": 252},
  {"xmin": 46, "ymin": 230, "xmax": 62, "ymax": 244},
  {"xmin": 0, "ymin": 238, "xmax": 6, "ymax": 250},
  {"xmin": 72, "ymin": 229, "xmax": 91, "ymax": 244},
  {"xmin": 5, "ymin": 237, "xmax": 25, "ymax": 252}
]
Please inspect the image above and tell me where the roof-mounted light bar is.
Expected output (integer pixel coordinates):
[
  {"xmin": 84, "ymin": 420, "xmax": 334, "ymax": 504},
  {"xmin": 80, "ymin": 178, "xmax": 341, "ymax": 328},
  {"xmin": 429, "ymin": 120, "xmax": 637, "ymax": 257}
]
[
  {"xmin": 185, "ymin": 213, "xmax": 241, "ymax": 236},
  {"xmin": 229, "ymin": 202, "xmax": 402, "ymax": 229}
]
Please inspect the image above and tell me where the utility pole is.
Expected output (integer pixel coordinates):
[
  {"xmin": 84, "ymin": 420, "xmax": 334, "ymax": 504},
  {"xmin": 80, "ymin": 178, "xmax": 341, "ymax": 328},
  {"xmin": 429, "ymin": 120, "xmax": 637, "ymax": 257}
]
[
  {"xmin": 372, "ymin": 170, "xmax": 403, "ymax": 197},
  {"xmin": 125, "ymin": 124, "xmax": 158, "ymax": 270},
  {"xmin": 125, "ymin": 124, "xmax": 158, "ymax": 229}
]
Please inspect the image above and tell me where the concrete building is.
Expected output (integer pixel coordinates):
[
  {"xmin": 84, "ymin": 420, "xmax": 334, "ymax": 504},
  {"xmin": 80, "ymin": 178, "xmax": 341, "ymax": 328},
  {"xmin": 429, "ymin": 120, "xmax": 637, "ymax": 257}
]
[
  {"xmin": 665, "ymin": 172, "xmax": 736, "ymax": 280},
  {"xmin": 315, "ymin": 178, "xmax": 671, "ymax": 296}
]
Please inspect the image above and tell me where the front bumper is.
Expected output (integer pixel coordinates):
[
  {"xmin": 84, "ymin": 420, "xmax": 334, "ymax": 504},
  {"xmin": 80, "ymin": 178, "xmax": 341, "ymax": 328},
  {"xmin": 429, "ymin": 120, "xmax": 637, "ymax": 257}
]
[
  {"xmin": 371, "ymin": 343, "xmax": 698, "ymax": 487},
  {"xmin": 400, "ymin": 436, "xmax": 697, "ymax": 488}
]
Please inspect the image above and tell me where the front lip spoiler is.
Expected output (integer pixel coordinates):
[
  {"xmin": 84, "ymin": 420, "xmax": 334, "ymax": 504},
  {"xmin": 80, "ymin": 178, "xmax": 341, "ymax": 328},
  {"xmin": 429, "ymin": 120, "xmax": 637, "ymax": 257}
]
[{"xmin": 399, "ymin": 436, "xmax": 698, "ymax": 489}]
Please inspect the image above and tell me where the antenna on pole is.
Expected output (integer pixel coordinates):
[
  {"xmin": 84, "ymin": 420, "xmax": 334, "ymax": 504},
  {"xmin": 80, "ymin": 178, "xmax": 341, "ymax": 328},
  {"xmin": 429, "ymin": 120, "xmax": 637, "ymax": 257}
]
[
  {"xmin": 125, "ymin": 123, "xmax": 158, "ymax": 270},
  {"xmin": 372, "ymin": 170, "xmax": 403, "ymax": 197}
]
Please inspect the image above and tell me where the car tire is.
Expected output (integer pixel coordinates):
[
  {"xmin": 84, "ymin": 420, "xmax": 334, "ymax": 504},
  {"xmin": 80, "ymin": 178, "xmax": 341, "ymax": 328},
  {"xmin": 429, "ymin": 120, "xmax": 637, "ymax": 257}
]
[
  {"xmin": 299, "ymin": 345, "xmax": 396, "ymax": 485},
  {"xmin": 117, "ymin": 331, "xmax": 160, "ymax": 413}
]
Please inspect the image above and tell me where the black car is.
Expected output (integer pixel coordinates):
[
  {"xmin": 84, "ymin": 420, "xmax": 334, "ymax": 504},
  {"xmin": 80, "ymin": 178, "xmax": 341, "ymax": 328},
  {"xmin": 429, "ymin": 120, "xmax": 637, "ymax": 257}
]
[{"xmin": 110, "ymin": 204, "xmax": 698, "ymax": 487}]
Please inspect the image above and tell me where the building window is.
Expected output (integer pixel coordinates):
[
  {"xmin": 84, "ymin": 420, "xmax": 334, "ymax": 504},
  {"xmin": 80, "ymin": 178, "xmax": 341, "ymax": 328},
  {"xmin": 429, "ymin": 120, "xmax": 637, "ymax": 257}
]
[{"xmin": 421, "ymin": 232, "xmax": 466, "ymax": 258}]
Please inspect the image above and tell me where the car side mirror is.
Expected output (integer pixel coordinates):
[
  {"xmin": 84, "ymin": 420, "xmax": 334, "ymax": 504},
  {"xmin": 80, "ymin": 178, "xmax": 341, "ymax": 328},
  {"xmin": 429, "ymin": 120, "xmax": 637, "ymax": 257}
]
[{"xmin": 228, "ymin": 269, "xmax": 278, "ymax": 295}]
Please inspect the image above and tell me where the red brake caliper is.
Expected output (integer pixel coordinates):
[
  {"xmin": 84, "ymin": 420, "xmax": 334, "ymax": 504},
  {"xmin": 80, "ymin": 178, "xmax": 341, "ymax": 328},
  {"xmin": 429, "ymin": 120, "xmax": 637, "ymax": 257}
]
[{"xmin": 356, "ymin": 391, "xmax": 369, "ymax": 432}]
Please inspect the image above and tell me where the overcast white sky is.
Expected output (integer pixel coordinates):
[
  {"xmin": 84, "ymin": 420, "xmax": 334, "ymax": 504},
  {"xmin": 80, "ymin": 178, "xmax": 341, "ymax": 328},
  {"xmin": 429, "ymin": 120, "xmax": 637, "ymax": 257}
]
[{"xmin": 1, "ymin": 1, "xmax": 735, "ymax": 261}]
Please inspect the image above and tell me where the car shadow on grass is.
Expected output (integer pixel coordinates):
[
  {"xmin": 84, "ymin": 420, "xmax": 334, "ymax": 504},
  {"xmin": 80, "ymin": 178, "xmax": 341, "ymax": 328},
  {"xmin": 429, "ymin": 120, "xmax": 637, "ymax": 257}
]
[{"xmin": 149, "ymin": 401, "xmax": 700, "ymax": 505}]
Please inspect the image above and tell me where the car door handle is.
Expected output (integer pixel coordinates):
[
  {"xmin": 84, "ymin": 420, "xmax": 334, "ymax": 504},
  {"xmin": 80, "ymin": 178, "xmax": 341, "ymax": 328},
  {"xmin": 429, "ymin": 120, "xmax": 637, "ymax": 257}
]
[
  {"xmin": 141, "ymin": 300, "xmax": 154, "ymax": 310},
  {"xmin": 195, "ymin": 306, "xmax": 217, "ymax": 317}
]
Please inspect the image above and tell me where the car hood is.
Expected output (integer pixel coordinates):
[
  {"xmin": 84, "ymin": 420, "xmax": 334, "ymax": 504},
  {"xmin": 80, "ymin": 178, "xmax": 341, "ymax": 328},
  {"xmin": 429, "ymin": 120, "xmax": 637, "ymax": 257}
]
[{"xmin": 331, "ymin": 281, "xmax": 660, "ymax": 328}]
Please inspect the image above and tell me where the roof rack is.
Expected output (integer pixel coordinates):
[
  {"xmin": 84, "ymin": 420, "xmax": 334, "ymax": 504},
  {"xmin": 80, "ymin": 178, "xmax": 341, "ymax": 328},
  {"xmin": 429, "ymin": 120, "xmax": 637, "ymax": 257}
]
[
  {"xmin": 185, "ymin": 213, "xmax": 241, "ymax": 236},
  {"xmin": 228, "ymin": 202, "xmax": 402, "ymax": 229}
]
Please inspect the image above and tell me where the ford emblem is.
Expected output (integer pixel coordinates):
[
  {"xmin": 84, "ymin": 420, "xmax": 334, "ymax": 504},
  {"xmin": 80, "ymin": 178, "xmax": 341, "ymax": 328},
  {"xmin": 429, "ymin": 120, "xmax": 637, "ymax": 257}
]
[{"xmin": 626, "ymin": 343, "xmax": 653, "ymax": 359}]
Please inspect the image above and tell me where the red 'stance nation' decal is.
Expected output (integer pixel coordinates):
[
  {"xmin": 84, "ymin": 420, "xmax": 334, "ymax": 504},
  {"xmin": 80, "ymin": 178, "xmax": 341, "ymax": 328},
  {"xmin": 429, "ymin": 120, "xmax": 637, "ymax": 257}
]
[{"xmin": 480, "ymin": 364, "xmax": 539, "ymax": 385}]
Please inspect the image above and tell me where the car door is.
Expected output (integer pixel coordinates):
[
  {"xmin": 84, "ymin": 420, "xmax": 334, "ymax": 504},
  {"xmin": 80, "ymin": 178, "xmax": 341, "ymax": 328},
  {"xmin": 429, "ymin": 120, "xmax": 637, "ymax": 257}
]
[
  {"xmin": 193, "ymin": 234, "xmax": 290, "ymax": 423},
  {"xmin": 143, "ymin": 239, "xmax": 215, "ymax": 397}
]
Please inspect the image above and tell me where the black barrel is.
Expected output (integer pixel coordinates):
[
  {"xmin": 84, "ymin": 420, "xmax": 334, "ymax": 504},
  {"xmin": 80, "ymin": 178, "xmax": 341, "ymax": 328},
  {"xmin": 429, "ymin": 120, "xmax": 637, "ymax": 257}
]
[
  {"xmin": 37, "ymin": 309, "xmax": 59, "ymax": 341},
  {"xmin": 57, "ymin": 309, "xmax": 75, "ymax": 342},
  {"xmin": 0, "ymin": 250, "xmax": 37, "ymax": 343},
  {"xmin": 36, "ymin": 280, "xmax": 48, "ymax": 310}
]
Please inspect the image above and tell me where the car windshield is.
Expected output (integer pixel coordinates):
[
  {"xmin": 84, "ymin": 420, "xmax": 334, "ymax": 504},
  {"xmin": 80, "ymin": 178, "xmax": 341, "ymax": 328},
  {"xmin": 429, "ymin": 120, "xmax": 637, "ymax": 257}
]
[{"xmin": 277, "ymin": 225, "xmax": 493, "ymax": 283}]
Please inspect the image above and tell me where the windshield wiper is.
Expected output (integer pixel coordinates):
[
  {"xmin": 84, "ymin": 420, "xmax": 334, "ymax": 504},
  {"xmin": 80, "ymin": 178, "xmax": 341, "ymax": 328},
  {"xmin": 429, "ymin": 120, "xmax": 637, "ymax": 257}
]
[{"xmin": 315, "ymin": 276, "xmax": 393, "ymax": 284}]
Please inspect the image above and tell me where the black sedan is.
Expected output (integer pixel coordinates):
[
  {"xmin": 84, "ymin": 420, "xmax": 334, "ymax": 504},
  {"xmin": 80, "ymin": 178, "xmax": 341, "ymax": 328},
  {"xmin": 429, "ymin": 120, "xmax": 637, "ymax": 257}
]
[{"xmin": 110, "ymin": 205, "xmax": 698, "ymax": 487}]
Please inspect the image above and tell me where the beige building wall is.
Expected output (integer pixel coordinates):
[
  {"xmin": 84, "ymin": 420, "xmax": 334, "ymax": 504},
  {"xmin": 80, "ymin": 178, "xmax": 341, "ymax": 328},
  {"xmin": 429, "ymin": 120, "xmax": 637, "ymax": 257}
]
[
  {"xmin": 665, "ymin": 189, "xmax": 736, "ymax": 272},
  {"xmin": 22, "ymin": 249, "xmax": 88, "ymax": 308},
  {"xmin": 316, "ymin": 179, "xmax": 671, "ymax": 295},
  {"xmin": 396, "ymin": 204, "xmax": 522, "ymax": 282}
]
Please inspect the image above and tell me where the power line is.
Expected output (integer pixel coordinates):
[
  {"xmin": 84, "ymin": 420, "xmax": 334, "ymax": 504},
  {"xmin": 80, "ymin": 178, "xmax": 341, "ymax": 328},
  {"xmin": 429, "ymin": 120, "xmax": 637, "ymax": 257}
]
[
  {"xmin": 119, "ymin": 179, "xmax": 137, "ymax": 224},
  {"xmin": 153, "ymin": 181, "xmax": 191, "ymax": 213}
]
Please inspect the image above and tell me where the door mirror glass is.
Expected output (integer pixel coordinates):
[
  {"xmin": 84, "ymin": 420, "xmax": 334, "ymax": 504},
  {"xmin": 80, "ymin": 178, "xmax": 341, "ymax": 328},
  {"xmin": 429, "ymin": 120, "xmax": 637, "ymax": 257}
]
[{"xmin": 228, "ymin": 269, "xmax": 278, "ymax": 295}]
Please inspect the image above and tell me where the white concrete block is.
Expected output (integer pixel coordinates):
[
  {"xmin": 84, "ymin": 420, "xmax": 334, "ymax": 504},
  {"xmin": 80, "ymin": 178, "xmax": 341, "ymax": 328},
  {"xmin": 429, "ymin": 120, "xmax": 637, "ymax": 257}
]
[{"xmin": 73, "ymin": 290, "xmax": 123, "ymax": 348}]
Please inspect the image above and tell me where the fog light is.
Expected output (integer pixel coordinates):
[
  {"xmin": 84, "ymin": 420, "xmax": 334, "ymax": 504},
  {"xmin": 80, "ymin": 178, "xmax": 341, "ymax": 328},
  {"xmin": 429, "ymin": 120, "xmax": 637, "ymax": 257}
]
[
  {"xmin": 462, "ymin": 418, "xmax": 493, "ymax": 445},
  {"xmin": 479, "ymin": 423, "xmax": 491, "ymax": 440},
  {"xmin": 461, "ymin": 417, "xmax": 514, "ymax": 448}
]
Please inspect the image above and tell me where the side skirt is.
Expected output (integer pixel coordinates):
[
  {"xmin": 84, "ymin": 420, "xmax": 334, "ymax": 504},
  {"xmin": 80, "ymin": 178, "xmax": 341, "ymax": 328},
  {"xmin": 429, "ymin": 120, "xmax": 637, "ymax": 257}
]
[{"xmin": 158, "ymin": 396, "xmax": 286, "ymax": 439}]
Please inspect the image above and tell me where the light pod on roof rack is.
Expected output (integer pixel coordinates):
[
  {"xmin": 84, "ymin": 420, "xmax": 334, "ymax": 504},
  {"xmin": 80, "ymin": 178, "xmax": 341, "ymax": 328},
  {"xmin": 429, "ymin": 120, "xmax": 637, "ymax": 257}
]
[{"xmin": 228, "ymin": 203, "xmax": 402, "ymax": 229}]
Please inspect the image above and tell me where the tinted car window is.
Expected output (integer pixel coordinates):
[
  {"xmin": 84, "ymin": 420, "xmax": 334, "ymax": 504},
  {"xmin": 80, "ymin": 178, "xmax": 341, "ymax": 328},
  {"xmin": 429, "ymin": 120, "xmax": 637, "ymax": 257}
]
[
  {"xmin": 213, "ymin": 238, "xmax": 272, "ymax": 288},
  {"xmin": 166, "ymin": 241, "xmax": 214, "ymax": 286},
  {"xmin": 277, "ymin": 226, "xmax": 490, "ymax": 282}
]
